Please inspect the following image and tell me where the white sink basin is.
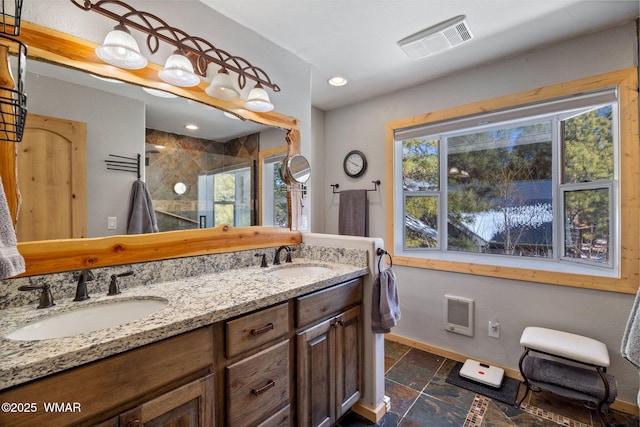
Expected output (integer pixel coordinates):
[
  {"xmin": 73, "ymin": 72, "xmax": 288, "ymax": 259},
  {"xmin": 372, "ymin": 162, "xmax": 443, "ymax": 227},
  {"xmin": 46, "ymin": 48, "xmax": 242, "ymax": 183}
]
[
  {"xmin": 5, "ymin": 298, "xmax": 168, "ymax": 341},
  {"xmin": 268, "ymin": 264, "xmax": 332, "ymax": 278}
]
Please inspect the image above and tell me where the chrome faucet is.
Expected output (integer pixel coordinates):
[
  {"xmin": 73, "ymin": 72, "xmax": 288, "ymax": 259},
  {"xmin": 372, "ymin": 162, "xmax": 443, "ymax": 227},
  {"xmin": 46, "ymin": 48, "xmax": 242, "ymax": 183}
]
[
  {"xmin": 273, "ymin": 246, "xmax": 292, "ymax": 265},
  {"xmin": 74, "ymin": 269, "xmax": 94, "ymax": 301}
]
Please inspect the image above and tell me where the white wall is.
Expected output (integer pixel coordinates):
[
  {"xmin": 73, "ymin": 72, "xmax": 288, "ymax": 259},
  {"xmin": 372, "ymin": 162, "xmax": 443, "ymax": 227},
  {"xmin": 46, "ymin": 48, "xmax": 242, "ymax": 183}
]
[
  {"xmin": 26, "ymin": 73, "xmax": 145, "ymax": 237},
  {"xmin": 322, "ymin": 22, "xmax": 640, "ymax": 404}
]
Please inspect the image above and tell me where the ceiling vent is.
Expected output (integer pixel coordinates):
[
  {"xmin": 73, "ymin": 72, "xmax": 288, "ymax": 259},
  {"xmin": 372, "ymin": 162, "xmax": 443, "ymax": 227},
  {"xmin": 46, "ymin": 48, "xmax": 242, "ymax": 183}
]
[{"xmin": 398, "ymin": 15, "xmax": 473, "ymax": 60}]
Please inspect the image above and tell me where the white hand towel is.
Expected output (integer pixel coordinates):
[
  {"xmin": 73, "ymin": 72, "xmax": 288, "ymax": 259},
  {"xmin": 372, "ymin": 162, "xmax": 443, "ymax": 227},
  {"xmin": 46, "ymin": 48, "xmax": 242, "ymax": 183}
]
[{"xmin": 0, "ymin": 177, "xmax": 25, "ymax": 279}]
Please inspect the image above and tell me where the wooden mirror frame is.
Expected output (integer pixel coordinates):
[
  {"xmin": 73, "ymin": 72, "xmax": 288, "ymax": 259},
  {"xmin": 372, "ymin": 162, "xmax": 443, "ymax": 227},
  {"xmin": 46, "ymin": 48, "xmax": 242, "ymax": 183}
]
[{"xmin": 1, "ymin": 22, "xmax": 303, "ymax": 276}]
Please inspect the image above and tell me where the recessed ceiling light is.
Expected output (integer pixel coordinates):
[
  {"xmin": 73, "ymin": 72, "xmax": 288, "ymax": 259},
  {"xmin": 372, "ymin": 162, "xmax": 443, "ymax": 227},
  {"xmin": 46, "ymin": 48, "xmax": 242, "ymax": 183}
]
[
  {"xmin": 328, "ymin": 76, "xmax": 347, "ymax": 87},
  {"xmin": 185, "ymin": 124, "xmax": 198, "ymax": 130}
]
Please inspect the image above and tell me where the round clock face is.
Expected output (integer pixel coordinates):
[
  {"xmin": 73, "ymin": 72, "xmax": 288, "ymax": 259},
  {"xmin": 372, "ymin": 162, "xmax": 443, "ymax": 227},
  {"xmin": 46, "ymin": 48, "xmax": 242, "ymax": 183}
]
[{"xmin": 343, "ymin": 150, "xmax": 367, "ymax": 178}]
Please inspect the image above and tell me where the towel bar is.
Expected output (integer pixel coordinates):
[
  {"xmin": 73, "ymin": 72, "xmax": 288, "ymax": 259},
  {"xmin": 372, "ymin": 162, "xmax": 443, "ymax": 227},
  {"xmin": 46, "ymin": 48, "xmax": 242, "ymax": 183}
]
[
  {"xmin": 105, "ymin": 153, "xmax": 141, "ymax": 179},
  {"xmin": 331, "ymin": 180, "xmax": 380, "ymax": 194}
]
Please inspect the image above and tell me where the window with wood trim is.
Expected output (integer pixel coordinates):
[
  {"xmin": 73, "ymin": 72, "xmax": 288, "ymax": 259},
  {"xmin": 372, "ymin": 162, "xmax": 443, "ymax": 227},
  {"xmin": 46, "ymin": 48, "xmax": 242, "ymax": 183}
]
[{"xmin": 386, "ymin": 68, "xmax": 639, "ymax": 293}]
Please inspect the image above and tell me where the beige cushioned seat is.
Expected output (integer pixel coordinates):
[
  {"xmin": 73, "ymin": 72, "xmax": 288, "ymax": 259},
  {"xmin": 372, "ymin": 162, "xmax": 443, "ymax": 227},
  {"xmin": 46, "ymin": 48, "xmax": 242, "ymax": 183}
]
[{"xmin": 520, "ymin": 326, "xmax": 610, "ymax": 367}]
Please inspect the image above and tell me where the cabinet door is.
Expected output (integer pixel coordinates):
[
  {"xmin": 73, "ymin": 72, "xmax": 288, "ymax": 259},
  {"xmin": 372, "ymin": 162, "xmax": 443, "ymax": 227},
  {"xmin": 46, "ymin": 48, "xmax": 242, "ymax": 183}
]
[
  {"xmin": 118, "ymin": 374, "xmax": 214, "ymax": 427},
  {"xmin": 334, "ymin": 306, "xmax": 362, "ymax": 420},
  {"xmin": 296, "ymin": 317, "xmax": 335, "ymax": 427}
]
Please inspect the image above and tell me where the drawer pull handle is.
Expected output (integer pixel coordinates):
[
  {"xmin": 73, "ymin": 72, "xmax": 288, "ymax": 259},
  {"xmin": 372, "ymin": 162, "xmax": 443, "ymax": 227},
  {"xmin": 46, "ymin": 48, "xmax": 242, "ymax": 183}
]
[
  {"xmin": 252, "ymin": 380, "xmax": 276, "ymax": 396},
  {"xmin": 251, "ymin": 323, "xmax": 274, "ymax": 336},
  {"xmin": 127, "ymin": 419, "xmax": 141, "ymax": 427}
]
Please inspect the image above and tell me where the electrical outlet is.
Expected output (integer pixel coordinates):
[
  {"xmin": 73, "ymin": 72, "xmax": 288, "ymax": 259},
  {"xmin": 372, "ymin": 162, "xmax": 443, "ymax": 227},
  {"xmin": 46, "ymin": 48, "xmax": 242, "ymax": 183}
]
[{"xmin": 488, "ymin": 320, "xmax": 500, "ymax": 338}]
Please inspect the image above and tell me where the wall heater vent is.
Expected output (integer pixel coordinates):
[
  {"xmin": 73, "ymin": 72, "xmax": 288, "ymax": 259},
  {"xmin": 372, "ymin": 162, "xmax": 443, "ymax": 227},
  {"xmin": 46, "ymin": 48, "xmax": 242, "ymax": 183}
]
[
  {"xmin": 398, "ymin": 15, "xmax": 473, "ymax": 60},
  {"xmin": 444, "ymin": 295, "xmax": 474, "ymax": 337}
]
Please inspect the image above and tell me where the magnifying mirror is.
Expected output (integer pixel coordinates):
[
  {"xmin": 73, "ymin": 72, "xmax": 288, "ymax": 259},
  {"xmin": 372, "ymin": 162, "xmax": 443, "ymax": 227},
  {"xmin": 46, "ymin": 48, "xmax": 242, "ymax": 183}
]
[{"xmin": 285, "ymin": 154, "xmax": 311, "ymax": 184}]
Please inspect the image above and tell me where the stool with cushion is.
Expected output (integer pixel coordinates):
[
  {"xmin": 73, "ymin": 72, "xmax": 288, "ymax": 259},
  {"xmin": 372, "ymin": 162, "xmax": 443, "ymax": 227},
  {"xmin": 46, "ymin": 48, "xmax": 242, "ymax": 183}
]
[{"xmin": 516, "ymin": 327, "xmax": 617, "ymax": 426}]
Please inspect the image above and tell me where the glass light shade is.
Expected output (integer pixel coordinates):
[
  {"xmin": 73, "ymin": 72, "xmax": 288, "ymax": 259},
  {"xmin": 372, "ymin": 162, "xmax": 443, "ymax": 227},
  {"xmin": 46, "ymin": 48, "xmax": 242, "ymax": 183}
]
[
  {"xmin": 244, "ymin": 85, "xmax": 274, "ymax": 112},
  {"xmin": 95, "ymin": 28, "xmax": 148, "ymax": 70},
  {"xmin": 205, "ymin": 69, "xmax": 240, "ymax": 100},
  {"xmin": 158, "ymin": 53, "xmax": 200, "ymax": 87}
]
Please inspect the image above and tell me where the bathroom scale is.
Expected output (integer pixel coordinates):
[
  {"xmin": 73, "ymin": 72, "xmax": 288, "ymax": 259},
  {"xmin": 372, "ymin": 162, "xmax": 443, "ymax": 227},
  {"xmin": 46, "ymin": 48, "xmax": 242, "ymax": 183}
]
[{"xmin": 459, "ymin": 359, "xmax": 504, "ymax": 388}]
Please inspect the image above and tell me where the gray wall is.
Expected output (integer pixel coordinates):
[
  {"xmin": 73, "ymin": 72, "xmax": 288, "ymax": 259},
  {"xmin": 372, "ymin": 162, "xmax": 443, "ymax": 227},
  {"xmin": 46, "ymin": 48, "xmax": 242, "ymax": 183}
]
[{"xmin": 321, "ymin": 22, "xmax": 640, "ymax": 403}]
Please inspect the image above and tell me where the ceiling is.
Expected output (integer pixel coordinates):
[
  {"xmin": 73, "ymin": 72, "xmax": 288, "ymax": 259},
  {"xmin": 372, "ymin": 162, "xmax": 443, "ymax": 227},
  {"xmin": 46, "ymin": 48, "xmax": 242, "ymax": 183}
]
[{"xmin": 200, "ymin": 0, "xmax": 639, "ymax": 111}]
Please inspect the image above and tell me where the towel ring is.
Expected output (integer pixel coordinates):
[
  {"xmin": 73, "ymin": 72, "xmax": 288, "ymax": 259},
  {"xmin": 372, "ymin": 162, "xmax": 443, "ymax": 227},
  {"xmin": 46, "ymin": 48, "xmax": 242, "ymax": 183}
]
[{"xmin": 376, "ymin": 248, "xmax": 392, "ymax": 273}]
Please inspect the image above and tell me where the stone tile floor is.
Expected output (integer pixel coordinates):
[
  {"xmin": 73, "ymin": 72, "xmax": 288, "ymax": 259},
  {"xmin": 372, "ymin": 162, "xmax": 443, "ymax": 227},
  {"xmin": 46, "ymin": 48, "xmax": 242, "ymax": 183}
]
[{"xmin": 336, "ymin": 339, "xmax": 639, "ymax": 427}]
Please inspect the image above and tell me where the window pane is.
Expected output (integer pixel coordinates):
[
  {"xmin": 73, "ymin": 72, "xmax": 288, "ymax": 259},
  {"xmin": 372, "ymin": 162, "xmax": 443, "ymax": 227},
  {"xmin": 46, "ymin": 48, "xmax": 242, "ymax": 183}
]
[
  {"xmin": 402, "ymin": 139, "xmax": 439, "ymax": 191},
  {"xmin": 214, "ymin": 204, "xmax": 234, "ymax": 225},
  {"xmin": 213, "ymin": 172, "xmax": 236, "ymax": 226},
  {"xmin": 447, "ymin": 123, "xmax": 554, "ymax": 257},
  {"xmin": 564, "ymin": 188, "xmax": 610, "ymax": 264},
  {"xmin": 562, "ymin": 105, "xmax": 614, "ymax": 183},
  {"xmin": 405, "ymin": 196, "xmax": 438, "ymax": 249}
]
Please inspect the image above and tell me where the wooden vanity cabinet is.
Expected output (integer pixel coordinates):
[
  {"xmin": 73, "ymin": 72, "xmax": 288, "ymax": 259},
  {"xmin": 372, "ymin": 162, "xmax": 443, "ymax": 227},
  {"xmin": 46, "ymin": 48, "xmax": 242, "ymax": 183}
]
[
  {"xmin": 0, "ymin": 326, "xmax": 215, "ymax": 427},
  {"xmin": 215, "ymin": 278, "xmax": 363, "ymax": 427},
  {"xmin": 295, "ymin": 279, "xmax": 363, "ymax": 427},
  {"xmin": 1, "ymin": 276, "xmax": 364, "ymax": 427}
]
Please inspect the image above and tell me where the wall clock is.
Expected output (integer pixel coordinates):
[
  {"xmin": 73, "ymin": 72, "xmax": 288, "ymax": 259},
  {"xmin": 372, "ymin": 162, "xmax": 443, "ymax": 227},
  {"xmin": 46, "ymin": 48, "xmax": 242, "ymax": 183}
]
[{"xmin": 343, "ymin": 150, "xmax": 367, "ymax": 178}]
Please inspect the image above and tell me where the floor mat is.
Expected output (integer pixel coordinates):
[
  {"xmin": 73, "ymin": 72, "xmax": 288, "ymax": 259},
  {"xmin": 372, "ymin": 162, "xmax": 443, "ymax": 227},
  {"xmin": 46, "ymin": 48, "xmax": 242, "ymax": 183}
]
[{"xmin": 445, "ymin": 361, "xmax": 521, "ymax": 405}]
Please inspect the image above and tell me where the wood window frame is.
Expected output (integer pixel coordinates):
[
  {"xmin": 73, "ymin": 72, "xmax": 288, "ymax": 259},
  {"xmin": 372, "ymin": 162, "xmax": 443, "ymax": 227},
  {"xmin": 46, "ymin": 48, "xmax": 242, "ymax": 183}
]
[{"xmin": 385, "ymin": 68, "xmax": 639, "ymax": 294}]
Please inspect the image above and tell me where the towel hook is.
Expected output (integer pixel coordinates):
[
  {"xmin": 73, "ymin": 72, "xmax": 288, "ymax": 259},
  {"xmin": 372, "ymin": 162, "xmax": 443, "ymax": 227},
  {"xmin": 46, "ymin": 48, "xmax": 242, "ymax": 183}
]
[{"xmin": 376, "ymin": 248, "xmax": 392, "ymax": 273}]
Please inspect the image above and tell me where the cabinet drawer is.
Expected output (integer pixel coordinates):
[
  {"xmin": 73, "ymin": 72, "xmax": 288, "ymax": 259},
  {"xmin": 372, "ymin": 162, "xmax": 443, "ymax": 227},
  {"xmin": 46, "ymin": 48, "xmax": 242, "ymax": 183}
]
[
  {"xmin": 295, "ymin": 279, "xmax": 362, "ymax": 328},
  {"xmin": 226, "ymin": 302, "xmax": 289, "ymax": 358},
  {"xmin": 226, "ymin": 340, "xmax": 290, "ymax": 427},
  {"xmin": 256, "ymin": 404, "xmax": 290, "ymax": 427}
]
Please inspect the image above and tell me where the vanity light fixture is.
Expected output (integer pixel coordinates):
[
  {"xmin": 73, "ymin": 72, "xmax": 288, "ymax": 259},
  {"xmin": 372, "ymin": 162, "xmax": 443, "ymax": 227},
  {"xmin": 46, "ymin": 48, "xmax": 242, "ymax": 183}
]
[
  {"xmin": 206, "ymin": 68, "xmax": 240, "ymax": 100},
  {"xmin": 328, "ymin": 76, "xmax": 347, "ymax": 87},
  {"xmin": 95, "ymin": 24, "xmax": 148, "ymax": 70},
  {"xmin": 244, "ymin": 83, "xmax": 274, "ymax": 112},
  {"xmin": 72, "ymin": 0, "xmax": 281, "ymax": 109},
  {"xmin": 158, "ymin": 50, "xmax": 200, "ymax": 87}
]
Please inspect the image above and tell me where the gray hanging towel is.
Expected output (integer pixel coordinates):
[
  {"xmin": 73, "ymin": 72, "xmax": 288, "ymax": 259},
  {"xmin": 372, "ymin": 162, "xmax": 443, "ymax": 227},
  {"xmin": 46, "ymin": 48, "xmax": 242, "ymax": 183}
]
[
  {"xmin": 371, "ymin": 267, "xmax": 400, "ymax": 334},
  {"xmin": 127, "ymin": 180, "xmax": 159, "ymax": 234},
  {"xmin": 338, "ymin": 189, "xmax": 368, "ymax": 236},
  {"xmin": 0, "ymin": 176, "xmax": 25, "ymax": 279}
]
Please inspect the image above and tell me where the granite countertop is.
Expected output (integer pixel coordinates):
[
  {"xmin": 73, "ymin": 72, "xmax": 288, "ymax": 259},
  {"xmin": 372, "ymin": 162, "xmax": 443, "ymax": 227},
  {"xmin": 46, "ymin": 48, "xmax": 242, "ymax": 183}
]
[{"xmin": 0, "ymin": 259, "xmax": 368, "ymax": 390}]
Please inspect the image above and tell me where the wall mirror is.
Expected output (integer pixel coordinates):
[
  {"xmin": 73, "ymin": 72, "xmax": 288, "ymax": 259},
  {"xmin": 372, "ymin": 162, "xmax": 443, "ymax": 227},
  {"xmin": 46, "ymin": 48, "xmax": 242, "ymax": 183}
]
[
  {"xmin": 0, "ymin": 22, "xmax": 303, "ymax": 276},
  {"xmin": 20, "ymin": 57, "xmax": 290, "ymax": 241}
]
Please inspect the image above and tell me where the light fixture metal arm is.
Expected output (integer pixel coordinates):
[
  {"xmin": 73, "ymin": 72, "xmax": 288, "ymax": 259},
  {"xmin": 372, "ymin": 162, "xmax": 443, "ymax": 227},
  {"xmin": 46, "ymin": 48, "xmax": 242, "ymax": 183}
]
[{"xmin": 71, "ymin": 0, "xmax": 281, "ymax": 92}]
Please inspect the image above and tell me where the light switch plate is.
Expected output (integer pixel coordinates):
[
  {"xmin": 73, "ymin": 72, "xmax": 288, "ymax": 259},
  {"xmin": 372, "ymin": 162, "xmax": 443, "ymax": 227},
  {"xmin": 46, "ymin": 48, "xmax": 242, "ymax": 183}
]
[{"xmin": 107, "ymin": 216, "xmax": 117, "ymax": 229}]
